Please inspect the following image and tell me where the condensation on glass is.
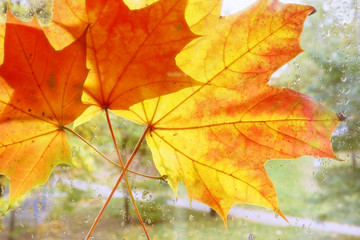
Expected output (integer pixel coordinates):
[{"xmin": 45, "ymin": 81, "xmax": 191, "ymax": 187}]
[{"xmin": 0, "ymin": 0, "xmax": 359, "ymax": 239}]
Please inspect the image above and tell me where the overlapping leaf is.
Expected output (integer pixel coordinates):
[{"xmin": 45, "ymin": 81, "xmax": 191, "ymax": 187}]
[
  {"xmin": 44, "ymin": 0, "xmax": 199, "ymax": 126},
  {"xmin": 117, "ymin": 0, "xmax": 342, "ymax": 222},
  {"xmin": 0, "ymin": 12, "xmax": 88, "ymax": 204}
]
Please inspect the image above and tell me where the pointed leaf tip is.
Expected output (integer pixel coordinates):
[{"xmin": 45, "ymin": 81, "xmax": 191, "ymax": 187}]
[
  {"xmin": 45, "ymin": 0, "xmax": 200, "ymax": 115},
  {"xmin": 0, "ymin": 15, "xmax": 88, "ymax": 203},
  {"xmin": 309, "ymin": 8, "xmax": 317, "ymax": 16},
  {"xmin": 117, "ymin": 0, "xmax": 342, "ymax": 225}
]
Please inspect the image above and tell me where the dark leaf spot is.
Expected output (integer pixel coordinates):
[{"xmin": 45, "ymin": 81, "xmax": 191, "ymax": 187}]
[{"xmin": 48, "ymin": 73, "xmax": 56, "ymax": 88}]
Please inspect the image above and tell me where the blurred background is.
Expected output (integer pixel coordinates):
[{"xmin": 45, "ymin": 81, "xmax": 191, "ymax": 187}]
[{"xmin": 0, "ymin": 0, "xmax": 359, "ymax": 239}]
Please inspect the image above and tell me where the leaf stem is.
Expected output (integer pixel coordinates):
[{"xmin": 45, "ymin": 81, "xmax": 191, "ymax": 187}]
[
  {"xmin": 85, "ymin": 111, "xmax": 150, "ymax": 240},
  {"xmin": 64, "ymin": 126, "xmax": 162, "ymax": 180}
]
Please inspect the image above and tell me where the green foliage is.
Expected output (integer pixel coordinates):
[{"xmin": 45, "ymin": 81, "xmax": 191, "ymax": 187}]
[
  {"xmin": 272, "ymin": 0, "xmax": 360, "ymax": 152},
  {"xmin": 49, "ymin": 188, "xmax": 93, "ymax": 221},
  {"xmin": 265, "ymin": 157, "xmax": 318, "ymax": 218},
  {"xmin": 42, "ymin": 198, "xmax": 358, "ymax": 240},
  {"xmin": 107, "ymin": 197, "xmax": 168, "ymax": 224},
  {"xmin": 313, "ymin": 166, "xmax": 360, "ymax": 225},
  {"xmin": 4, "ymin": 0, "xmax": 52, "ymax": 25}
]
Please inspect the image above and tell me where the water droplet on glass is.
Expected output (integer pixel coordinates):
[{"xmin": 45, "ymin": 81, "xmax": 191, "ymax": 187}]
[
  {"xmin": 189, "ymin": 214, "xmax": 194, "ymax": 221},
  {"xmin": 84, "ymin": 215, "xmax": 90, "ymax": 223},
  {"xmin": 248, "ymin": 233, "xmax": 256, "ymax": 240},
  {"xmin": 142, "ymin": 191, "xmax": 149, "ymax": 200},
  {"xmin": 37, "ymin": 201, "xmax": 42, "ymax": 211},
  {"xmin": 169, "ymin": 217, "xmax": 175, "ymax": 223}
]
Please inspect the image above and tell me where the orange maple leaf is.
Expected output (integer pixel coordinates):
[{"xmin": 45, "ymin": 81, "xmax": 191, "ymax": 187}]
[
  {"xmin": 44, "ymin": 0, "xmax": 199, "ymax": 125},
  {"xmin": 0, "ymin": 12, "xmax": 88, "ymax": 204},
  {"xmin": 116, "ymin": 0, "xmax": 342, "ymax": 223}
]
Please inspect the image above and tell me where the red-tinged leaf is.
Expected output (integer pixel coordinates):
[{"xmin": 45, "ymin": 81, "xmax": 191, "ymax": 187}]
[
  {"xmin": 115, "ymin": 0, "xmax": 342, "ymax": 223},
  {"xmin": 0, "ymin": 12, "xmax": 88, "ymax": 204},
  {"xmin": 43, "ymin": 0, "xmax": 199, "ymax": 126}
]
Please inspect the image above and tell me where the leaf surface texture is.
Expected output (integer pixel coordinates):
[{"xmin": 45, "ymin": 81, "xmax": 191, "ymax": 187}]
[
  {"xmin": 116, "ymin": 0, "xmax": 341, "ymax": 221},
  {"xmin": 0, "ymin": 13, "xmax": 88, "ymax": 203},
  {"xmin": 45, "ymin": 0, "xmax": 199, "ymax": 123}
]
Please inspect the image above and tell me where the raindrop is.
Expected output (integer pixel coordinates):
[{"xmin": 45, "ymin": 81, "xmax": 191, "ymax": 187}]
[
  {"xmin": 341, "ymin": 77, "xmax": 347, "ymax": 82},
  {"xmin": 37, "ymin": 201, "xmax": 43, "ymax": 211},
  {"xmin": 84, "ymin": 215, "xmax": 90, "ymax": 223},
  {"xmin": 141, "ymin": 191, "xmax": 149, "ymax": 200},
  {"xmin": 189, "ymin": 214, "xmax": 195, "ymax": 221},
  {"xmin": 169, "ymin": 217, "xmax": 175, "ymax": 223},
  {"xmin": 248, "ymin": 233, "xmax": 256, "ymax": 240}
]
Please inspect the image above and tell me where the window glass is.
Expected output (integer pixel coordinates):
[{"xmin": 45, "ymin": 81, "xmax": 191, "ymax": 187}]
[{"xmin": 0, "ymin": 0, "xmax": 359, "ymax": 239}]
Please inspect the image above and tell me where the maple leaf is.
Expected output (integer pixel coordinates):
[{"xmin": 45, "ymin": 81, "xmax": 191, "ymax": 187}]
[
  {"xmin": 43, "ymin": 0, "xmax": 199, "ymax": 126},
  {"xmin": 116, "ymin": 0, "xmax": 342, "ymax": 223},
  {"xmin": 0, "ymin": 12, "xmax": 88, "ymax": 204}
]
